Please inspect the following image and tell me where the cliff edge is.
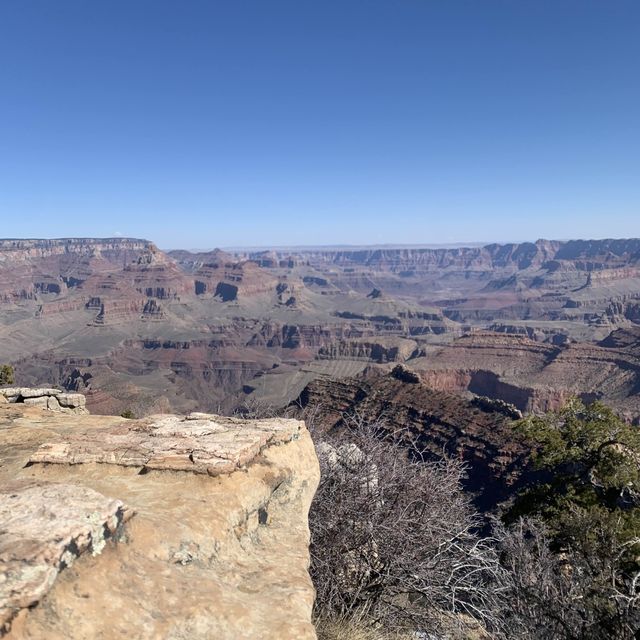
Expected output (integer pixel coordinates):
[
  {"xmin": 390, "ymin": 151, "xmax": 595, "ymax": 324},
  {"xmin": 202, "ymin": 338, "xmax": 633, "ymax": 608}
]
[{"xmin": 0, "ymin": 400, "xmax": 319, "ymax": 639}]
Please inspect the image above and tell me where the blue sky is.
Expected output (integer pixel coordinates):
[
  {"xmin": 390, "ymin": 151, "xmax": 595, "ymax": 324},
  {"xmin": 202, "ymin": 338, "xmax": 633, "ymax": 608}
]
[{"xmin": 0, "ymin": 1, "xmax": 639, "ymax": 248}]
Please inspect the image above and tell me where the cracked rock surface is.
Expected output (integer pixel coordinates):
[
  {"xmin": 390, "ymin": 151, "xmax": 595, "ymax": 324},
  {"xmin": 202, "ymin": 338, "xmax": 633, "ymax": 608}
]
[
  {"xmin": 0, "ymin": 388, "xmax": 87, "ymax": 415},
  {"xmin": 0, "ymin": 482, "xmax": 133, "ymax": 635},
  {"xmin": 28, "ymin": 413, "xmax": 301, "ymax": 475},
  {"xmin": 0, "ymin": 403, "xmax": 319, "ymax": 639}
]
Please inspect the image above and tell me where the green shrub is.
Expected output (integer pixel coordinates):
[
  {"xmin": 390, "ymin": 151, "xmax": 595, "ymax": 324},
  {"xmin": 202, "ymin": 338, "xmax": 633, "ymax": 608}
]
[
  {"xmin": 0, "ymin": 364, "xmax": 14, "ymax": 386},
  {"xmin": 507, "ymin": 399, "xmax": 640, "ymax": 541},
  {"xmin": 502, "ymin": 399, "xmax": 640, "ymax": 638}
]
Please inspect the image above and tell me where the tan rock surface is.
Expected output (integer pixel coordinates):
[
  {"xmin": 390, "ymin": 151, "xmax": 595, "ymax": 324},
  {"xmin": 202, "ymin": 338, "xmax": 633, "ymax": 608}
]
[
  {"xmin": 0, "ymin": 403, "xmax": 319, "ymax": 639},
  {"xmin": 0, "ymin": 482, "xmax": 133, "ymax": 635},
  {"xmin": 0, "ymin": 389, "xmax": 61, "ymax": 399},
  {"xmin": 0, "ymin": 388, "xmax": 87, "ymax": 415},
  {"xmin": 21, "ymin": 398, "xmax": 48, "ymax": 409},
  {"xmin": 56, "ymin": 393, "xmax": 86, "ymax": 408},
  {"xmin": 28, "ymin": 413, "xmax": 303, "ymax": 476}
]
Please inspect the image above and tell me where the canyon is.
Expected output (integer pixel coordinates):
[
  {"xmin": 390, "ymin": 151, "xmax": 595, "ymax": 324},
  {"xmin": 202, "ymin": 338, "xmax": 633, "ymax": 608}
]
[
  {"xmin": 0, "ymin": 237, "xmax": 639, "ymax": 423},
  {"xmin": 292, "ymin": 366, "xmax": 530, "ymax": 511}
]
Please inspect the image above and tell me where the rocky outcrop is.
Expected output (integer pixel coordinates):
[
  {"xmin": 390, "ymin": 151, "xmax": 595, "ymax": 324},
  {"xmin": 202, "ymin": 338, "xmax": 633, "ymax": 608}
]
[
  {"xmin": 406, "ymin": 330, "xmax": 640, "ymax": 421},
  {"xmin": 28, "ymin": 412, "xmax": 306, "ymax": 476},
  {"xmin": 141, "ymin": 298, "xmax": 164, "ymax": 320},
  {"xmin": 471, "ymin": 395, "xmax": 523, "ymax": 420},
  {"xmin": 391, "ymin": 363, "xmax": 421, "ymax": 383},
  {"xmin": 0, "ymin": 402, "xmax": 319, "ymax": 639},
  {"xmin": 293, "ymin": 371, "xmax": 530, "ymax": 510},
  {"xmin": 170, "ymin": 249, "xmax": 279, "ymax": 300},
  {"xmin": 0, "ymin": 482, "xmax": 133, "ymax": 635},
  {"xmin": 318, "ymin": 337, "xmax": 419, "ymax": 363},
  {"xmin": 0, "ymin": 388, "xmax": 87, "ymax": 414}
]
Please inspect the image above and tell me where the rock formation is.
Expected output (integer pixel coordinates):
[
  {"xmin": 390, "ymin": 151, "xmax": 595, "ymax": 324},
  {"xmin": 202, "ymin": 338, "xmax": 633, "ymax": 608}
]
[
  {"xmin": 408, "ymin": 328, "xmax": 640, "ymax": 421},
  {"xmin": 0, "ymin": 388, "xmax": 87, "ymax": 414},
  {"xmin": 0, "ymin": 482, "xmax": 133, "ymax": 635},
  {"xmin": 0, "ymin": 402, "xmax": 319, "ymax": 639},
  {"xmin": 241, "ymin": 238, "xmax": 640, "ymax": 325},
  {"xmin": 318, "ymin": 337, "xmax": 420, "ymax": 363},
  {"xmin": 293, "ymin": 370, "xmax": 530, "ymax": 510}
]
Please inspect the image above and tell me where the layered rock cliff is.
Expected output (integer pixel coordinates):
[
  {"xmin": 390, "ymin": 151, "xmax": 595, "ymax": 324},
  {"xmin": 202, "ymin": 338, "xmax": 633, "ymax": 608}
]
[
  {"xmin": 0, "ymin": 401, "xmax": 319, "ymax": 639},
  {"xmin": 246, "ymin": 238, "xmax": 640, "ymax": 273},
  {"xmin": 241, "ymin": 239, "xmax": 640, "ymax": 322},
  {"xmin": 0, "ymin": 237, "xmax": 462, "ymax": 417},
  {"xmin": 408, "ymin": 328, "xmax": 640, "ymax": 421},
  {"xmin": 292, "ymin": 369, "xmax": 529, "ymax": 511}
]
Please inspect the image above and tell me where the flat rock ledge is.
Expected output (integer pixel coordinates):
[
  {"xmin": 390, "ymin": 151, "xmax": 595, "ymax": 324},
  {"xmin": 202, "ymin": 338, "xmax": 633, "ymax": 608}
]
[
  {"xmin": 28, "ymin": 412, "xmax": 303, "ymax": 475},
  {"xmin": 0, "ymin": 388, "xmax": 87, "ymax": 414},
  {"xmin": 0, "ymin": 406, "xmax": 318, "ymax": 639},
  {"xmin": 0, "ymin": 482, "xmax": 133, "ymax": 635}
]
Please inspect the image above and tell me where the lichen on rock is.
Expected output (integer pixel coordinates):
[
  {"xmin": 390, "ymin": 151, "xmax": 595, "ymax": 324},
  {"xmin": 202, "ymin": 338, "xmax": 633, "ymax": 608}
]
[{"xmin": 0, "ymin": 482, "xmax": 133, "ymax": 636}]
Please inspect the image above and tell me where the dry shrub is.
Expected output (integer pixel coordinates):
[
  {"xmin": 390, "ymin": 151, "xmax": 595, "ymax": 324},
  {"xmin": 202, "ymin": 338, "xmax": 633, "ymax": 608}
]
[
  {"xmin": 315, "ymin": 613, "xmax": 413, "ymax": 640},
  {"xmin": 309, "ymin": 412, "xmax": 504, "ymax": 636},
  {"xmin": 494, "ymin": 515, "xmax": 640, "ymax": 640}
]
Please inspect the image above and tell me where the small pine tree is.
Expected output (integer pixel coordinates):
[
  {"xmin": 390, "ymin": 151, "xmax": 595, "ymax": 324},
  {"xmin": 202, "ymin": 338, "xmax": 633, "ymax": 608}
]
[
  {"xmin": 507, "ymin": 398, "xmax": 640, "ymax": 539},
  {"xmin": 0, "ymin": 364, "xmax": 14, "ymax": 386}
]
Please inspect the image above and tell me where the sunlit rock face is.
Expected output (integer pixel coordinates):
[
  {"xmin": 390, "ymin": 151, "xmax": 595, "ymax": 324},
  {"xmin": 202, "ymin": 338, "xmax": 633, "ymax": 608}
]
[
  {"xmin": 0, "ymin": 387, "xmax": 87, "ymax": 414},
  {"xmin": 0, "ymin": 402, "xmax": 319, "ymax": 640}
]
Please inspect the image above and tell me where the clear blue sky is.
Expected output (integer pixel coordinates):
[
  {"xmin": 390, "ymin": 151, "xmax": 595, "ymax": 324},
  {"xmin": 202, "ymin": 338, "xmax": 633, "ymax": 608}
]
[{"xmin": 1, "ymin": 1, "xmax": 639, "ymax": 248}]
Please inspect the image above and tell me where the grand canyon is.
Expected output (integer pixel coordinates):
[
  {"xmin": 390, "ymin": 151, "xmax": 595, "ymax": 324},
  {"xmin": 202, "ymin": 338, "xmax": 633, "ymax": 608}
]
[
  {"xmin": 2, "ymin": 237, "xmax": 639, "ymax": 422},
  {"xmin": 3, "ymin": 2, "xmax": 638, "ymax": 637}
]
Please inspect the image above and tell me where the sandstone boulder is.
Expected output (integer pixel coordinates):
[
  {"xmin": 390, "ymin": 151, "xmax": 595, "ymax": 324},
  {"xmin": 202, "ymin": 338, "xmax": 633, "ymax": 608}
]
[
  {"xmin": 0, "ymin": 482, "xmax": 133, "ymax": 635},
  {"xmin": 0, "ymin": 387, "xmax": 88, "ymax": 414},
  {"xmin": 0, "ymin": 404, "xmax": 319, "ymax": 639},
  {"xmin": 0, "ymin": 389, "xmax": 21, "ymax": 402},
  {"xmin": 1, "ymin": 387, "xmax": 62, "ymax": 399},
  {"xmin": 56, "ymin": 393, "xmax": 86, "ymax": 408},
  {"xmin": 28, "ymin": 412, "xmax": 303, "ymax": 476},
  {"xmin": 23, "ymin": 397, "xmax": 48, "ymax": 408},
  {"xmin": 20, "ymin": 387, "xmax": 61, "ymax": 398}
]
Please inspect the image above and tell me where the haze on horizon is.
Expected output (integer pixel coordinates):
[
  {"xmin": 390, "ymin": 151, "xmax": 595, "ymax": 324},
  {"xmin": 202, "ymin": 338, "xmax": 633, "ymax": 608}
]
[{"xmin": 1, "ymin": 1, "xmax": 639, "ymax": 247}]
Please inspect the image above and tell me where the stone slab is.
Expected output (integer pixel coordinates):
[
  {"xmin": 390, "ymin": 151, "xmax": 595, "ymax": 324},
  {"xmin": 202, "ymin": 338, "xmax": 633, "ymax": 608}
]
[
  {"xmin": 0, "ymin": 482, "xmax": 133, "ymax": 634},
  {"xmin": 28, "ymin": 413, "xmax": 303, "ymax": 476},
  {"xmin": 23, "ymin": 397, "xmax": 48, "ymax": 408},
  {"xmin": 57, "ymin": 393, "xmax": 86, "ymax": 408}
]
